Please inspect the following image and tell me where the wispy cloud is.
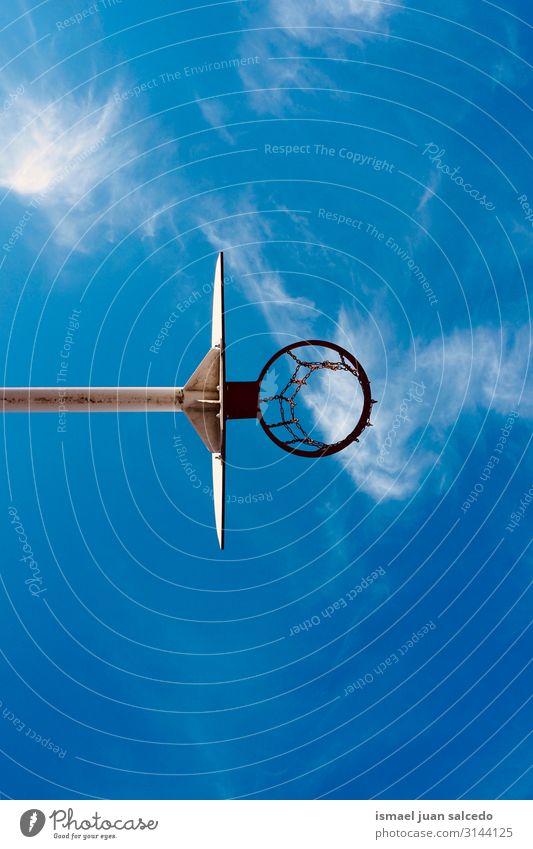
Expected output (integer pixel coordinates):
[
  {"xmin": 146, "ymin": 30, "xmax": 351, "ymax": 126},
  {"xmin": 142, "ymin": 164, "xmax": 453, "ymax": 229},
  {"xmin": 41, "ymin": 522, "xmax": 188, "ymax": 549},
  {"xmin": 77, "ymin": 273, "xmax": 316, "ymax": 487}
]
[
  {"xmin": 0, "ymin": 91, "xmax": 115, "ymax": 200},
  {"xmin": 235, "ymin": 0, "xmax": 400, "ymax": 115},
  {"xmin": 416, "ymin": 173, "xmax": 441, "ymax": 218},
  {"xmin": 269, "ymin": 0, "xmax": 392, "ymax": 43},
  {"xmin": 188, "ymin": 190, "xmax": 316, "ymax": 337},
  {"xmin": 191, "ymin": 185, "xmax": 531, "ymax": 502},
  {"xmin": 311, "ymin": 308, "xmax": 532, "ymax": 500},
  {"xmin": 0, "ymin": 77, "xmax": 164, "ymax": 248},
  {"xmin": 197, "ymin": 98, "xmax": 236, "ymax": 146}
]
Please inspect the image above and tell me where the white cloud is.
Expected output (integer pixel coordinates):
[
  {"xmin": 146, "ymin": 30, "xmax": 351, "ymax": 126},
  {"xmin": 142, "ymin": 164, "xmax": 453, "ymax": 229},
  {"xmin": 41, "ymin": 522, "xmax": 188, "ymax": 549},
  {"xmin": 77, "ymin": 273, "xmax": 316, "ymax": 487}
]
[
  {"xmin": 416, "ymin": 173, "xmax": 441, "ymax": 218},
  {"xmin": 235, "ymin": 0, "xmax": 399, "ymax": 115},
  {"xmin": 0, "ymin": 79, "xmax": 164, "ymax": 249},
  {"xmin": 188, "ymin": 181, "xmax": 531, "ymax": 502},
  {"xmin": 309, "ymin": 309, "xmax": 531, "ymax": 500},
  {"xmin": 189, "ymin": 191, "xmax": 317, "ymax": 338},
  {"xmin": 197, "ymin": 98, "xmax": 236, "ymax": 145},
  {"xmin": 177, "ymin": 153, "xmax": 530, "ymax": 503},
  {"xmin": 181, "ymin": 178, "xmax": 530, "ymax": 503},
  {"xmin": 1, "ymin": 89, "xmax": 117, "ymax": 201},
  {"xmin": 270, "ymin": 0, "xmax": 391, "ymax": 42}
]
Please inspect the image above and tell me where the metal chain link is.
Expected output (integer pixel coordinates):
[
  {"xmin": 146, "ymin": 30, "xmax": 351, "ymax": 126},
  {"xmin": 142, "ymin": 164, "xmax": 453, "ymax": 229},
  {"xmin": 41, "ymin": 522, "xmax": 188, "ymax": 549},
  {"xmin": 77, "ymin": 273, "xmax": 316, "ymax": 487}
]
[{"xmin": 259, "ymin": 351, "xmax": 363, "ymax": 450}]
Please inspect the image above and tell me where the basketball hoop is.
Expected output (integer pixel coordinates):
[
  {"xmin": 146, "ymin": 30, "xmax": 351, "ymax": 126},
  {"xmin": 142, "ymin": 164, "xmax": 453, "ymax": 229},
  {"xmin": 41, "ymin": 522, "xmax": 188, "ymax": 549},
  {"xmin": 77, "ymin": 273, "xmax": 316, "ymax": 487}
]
[
  {"xmin": 257, "ymin": 340, "xmax": 374, "ymax": 458},
  {"xmin": 0, "ymin": 254, "xmax": 376, "ymax": 547}
]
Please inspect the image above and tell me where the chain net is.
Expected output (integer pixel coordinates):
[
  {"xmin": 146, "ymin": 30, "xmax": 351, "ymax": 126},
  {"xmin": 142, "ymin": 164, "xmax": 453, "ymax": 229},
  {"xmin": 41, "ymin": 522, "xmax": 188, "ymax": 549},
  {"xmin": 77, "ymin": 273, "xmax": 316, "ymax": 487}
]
[{"xmin": 259, "ymin": 350, "xmax": 365, "ymax": 451}]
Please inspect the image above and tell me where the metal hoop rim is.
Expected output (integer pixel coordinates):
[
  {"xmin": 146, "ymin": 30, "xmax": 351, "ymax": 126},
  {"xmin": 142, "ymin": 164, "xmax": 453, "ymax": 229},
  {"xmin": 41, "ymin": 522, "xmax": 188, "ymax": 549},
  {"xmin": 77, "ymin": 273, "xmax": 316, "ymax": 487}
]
[{"xmin": 257, "ymin": 339, "xmax": 373, "ymax": 458}]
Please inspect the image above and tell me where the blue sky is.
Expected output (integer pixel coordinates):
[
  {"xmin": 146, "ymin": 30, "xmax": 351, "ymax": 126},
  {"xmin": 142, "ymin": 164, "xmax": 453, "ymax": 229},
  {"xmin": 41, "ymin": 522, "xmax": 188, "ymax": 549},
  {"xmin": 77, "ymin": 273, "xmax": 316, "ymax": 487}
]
[{"xmin": 0, "ymin": 0, "xmax": 531, "ymax": 800}]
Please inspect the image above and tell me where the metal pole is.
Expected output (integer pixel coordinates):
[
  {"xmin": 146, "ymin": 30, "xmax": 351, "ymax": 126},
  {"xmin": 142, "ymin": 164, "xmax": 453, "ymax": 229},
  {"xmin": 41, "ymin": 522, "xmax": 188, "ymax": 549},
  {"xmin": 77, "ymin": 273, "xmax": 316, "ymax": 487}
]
[{"xmin": 0, "ymin": 387, "xmax": 219, "ymax": 413}]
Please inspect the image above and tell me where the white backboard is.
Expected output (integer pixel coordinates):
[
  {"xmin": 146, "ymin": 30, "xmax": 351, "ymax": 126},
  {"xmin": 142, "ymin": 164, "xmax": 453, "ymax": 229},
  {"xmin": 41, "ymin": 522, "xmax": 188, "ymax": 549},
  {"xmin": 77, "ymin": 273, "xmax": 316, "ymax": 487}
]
[{"xmin": 211, "ymin": 252, "xmax": 225, "ymax": 548}]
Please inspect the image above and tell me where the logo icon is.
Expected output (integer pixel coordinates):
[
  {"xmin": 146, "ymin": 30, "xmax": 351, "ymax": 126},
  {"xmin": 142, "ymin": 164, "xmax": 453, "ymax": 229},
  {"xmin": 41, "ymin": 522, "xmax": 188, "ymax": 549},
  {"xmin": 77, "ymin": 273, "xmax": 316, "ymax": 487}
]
[{"xmin": 20, "ymin": 810, "xmax": 46, "ymax": 837}]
